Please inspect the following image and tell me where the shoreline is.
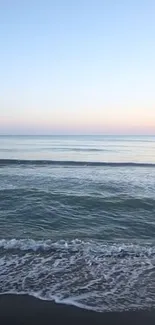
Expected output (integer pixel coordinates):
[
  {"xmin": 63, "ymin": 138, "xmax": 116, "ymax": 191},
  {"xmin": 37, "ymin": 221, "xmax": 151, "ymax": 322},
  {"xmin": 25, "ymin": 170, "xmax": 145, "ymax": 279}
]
[{"xmin": 0, "ymin": 294, "xmax": 155, "ymax": 324}]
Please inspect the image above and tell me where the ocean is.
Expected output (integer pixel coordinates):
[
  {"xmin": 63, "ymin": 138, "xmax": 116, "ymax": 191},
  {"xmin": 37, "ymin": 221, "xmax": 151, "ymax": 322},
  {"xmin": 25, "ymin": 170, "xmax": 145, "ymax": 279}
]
[{"xmin": 0, "ymin": 135, "xmax": 155, "ymax": 312}]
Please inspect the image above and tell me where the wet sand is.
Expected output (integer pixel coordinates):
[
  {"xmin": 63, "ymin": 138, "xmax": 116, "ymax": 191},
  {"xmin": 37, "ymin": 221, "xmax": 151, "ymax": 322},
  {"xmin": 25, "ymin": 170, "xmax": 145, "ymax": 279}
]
[{"xmin": 0, "ymin": 294, "xmax": 155, "ymax": 325}]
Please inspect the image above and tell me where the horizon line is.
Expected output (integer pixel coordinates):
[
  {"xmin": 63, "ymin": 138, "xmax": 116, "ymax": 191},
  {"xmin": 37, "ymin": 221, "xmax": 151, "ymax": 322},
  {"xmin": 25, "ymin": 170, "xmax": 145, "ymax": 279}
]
[{"xmin": 0, "ymin": 134, "xmax": 154, "ymax": 137}]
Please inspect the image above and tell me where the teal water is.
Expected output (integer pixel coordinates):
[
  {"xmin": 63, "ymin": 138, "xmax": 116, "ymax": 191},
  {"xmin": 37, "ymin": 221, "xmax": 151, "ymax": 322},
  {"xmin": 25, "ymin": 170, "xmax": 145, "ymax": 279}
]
[{"xmin": 0, "ymin": 135, "xmax": 155, "ymax": 312}]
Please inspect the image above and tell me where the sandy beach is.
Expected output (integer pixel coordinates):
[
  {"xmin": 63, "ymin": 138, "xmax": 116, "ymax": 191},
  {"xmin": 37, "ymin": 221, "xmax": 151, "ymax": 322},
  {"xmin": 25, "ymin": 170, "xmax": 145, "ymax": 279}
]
[{"xmin": 0, "ymin": 294, "xmax": 155, "ymax": 325}]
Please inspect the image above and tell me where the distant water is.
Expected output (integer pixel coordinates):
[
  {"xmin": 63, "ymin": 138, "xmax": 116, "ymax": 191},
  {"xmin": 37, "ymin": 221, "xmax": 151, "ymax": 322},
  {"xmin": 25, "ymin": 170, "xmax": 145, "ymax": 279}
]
[{"xmin": 0, "ymin": 135, "xmax": 155, "ymax": 312}]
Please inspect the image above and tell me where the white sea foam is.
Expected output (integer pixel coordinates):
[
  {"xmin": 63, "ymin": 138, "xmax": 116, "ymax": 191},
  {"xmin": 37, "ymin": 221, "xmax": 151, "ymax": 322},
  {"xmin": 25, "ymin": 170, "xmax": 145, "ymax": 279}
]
[{"xmin": 0, "ymin": 238, "xmax": 155, "ymax": 312}]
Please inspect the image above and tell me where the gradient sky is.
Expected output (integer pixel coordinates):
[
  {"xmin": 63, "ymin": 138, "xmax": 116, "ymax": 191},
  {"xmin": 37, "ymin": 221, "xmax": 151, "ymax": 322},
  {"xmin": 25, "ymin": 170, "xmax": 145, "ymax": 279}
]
[{"xmin": 0, "ymin": 0, "xmax": 155, "ymax": 134}]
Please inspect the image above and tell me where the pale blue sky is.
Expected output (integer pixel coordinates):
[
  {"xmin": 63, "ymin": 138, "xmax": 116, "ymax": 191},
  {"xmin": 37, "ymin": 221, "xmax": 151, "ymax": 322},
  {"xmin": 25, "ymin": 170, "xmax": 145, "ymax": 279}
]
[{"xmin": 0, "ymin": 0, "xmax": 155, "ymax": 134}]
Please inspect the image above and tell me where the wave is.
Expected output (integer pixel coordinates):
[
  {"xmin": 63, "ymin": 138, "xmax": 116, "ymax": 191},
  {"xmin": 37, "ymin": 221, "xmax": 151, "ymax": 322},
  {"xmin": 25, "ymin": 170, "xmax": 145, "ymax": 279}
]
[
  {"xmin": 0, "ymin": 159, "xmax": 155, "ymax": 167},
  {"xmin": 0, "ymin": 238, "xmax": 153, "ymax": 253},
  {"xmin": 0, "ymin": 147, "xmax": 110, "ymax": 153},
  {"xmin": 0, "ymin": 238, "xmax": 155, "ymax": 257},
  {"xmin": 50, "ymin": 147, "xmax": 108, "ymax": 152},
  {"xmin": 0, "ymin": 238, "xmax": 155, "ymax": 312}
]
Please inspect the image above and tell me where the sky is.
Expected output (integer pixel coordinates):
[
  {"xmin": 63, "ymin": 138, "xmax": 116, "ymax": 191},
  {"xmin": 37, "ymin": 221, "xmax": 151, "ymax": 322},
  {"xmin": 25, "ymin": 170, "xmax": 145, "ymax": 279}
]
[{"xmin": 0, "ymin": 0, "xmax": 155, "ymax": 135}]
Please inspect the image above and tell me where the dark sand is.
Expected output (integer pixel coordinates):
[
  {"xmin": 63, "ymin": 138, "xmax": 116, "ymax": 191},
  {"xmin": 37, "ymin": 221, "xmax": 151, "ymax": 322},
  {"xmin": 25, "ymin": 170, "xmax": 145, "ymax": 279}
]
[{"xmin": 0, "ymin": 294, "xmax": 155, "ymax": 325}]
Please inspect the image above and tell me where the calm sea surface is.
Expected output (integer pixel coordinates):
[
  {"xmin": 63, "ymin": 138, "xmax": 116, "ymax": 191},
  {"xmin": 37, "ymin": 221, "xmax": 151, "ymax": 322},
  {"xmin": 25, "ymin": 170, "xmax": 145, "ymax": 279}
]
[{"xmin": 0, "ymin": 135, "xmax": 155, "ymax": 311}]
